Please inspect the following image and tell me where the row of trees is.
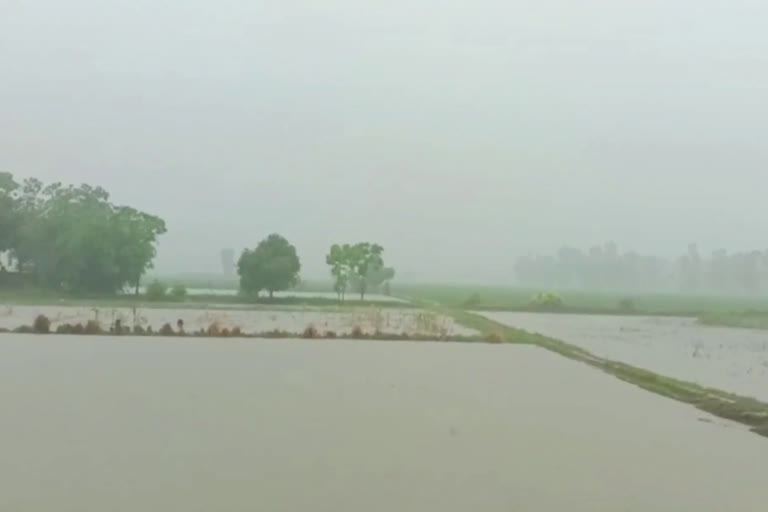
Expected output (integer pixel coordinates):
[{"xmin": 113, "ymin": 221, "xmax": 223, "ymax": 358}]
[
  {"xmin": 515, "ymin": 242, "xmax": 768, "ymax": 294},
  {"xmin": 326, "ymin": 242, "xmax": 394, "ymax": 302},
  {"xmin": 236, "ymin": 235, "xmax": 394, "ymax": 301},
  {"xmin": 0, "ymin": 172, "xmax": 166, "ymax": 293}
]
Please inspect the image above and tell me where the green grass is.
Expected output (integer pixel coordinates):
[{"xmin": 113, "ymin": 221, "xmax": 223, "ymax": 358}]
[
  {"xmin": 698, "ymin": 311, "xmax": 768, "ymax": 330},
  {"xmin": 397, "ymin": 283, "xmax": 767, "ymax": 316}
]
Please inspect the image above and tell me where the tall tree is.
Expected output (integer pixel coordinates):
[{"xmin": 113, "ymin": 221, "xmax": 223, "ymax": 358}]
[
  {"xmin": 1, "ymin": 174, "xmax": 166, "ymax": 293},
  {"xmin": 238, "ymin": 234, "xmax": 301, "ymax": 298},
  {"xmin": 326, "ymin": 243, "xmax": 352, "ymax": 303},
  {"xmin": 0, "ymin": 172, "xmax": 19, "ymax": 255},
  {"xmin": 326, "ymin": 242, "xmax": 385, "ymax": 301}
]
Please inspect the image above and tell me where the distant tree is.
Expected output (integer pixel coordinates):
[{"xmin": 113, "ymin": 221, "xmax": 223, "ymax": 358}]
[
  {"xmin": 326, "ymin": 243, "xmax": 352, "ymax": 303},
  {"xmin": 0, "ymin": 172, "xmax": 19, "ymax": 254},
  {"xmin": 170, "ymin": 284, "xmax": 188, "ymax": 301},
  {"xmin": 6, "ymin": 178, "xmax": 166, "ymax": 294},
  {"xmin": 325, "ymin": 242, "xmax": 386, "ymax": 301},
  {"xmin": 350, "ymin": 243, "xmax": 384, "ymax": 300},
  {"xmin": 350, "ymin": 265, "xmax": 395, "ymax": 297},
  {"xmin": 238, "ymin": 234, "xmax": 301, "ymax": 298},
  {"xmin": 145, "ymin": 280, "xmax": 167, "ymax": 301}
]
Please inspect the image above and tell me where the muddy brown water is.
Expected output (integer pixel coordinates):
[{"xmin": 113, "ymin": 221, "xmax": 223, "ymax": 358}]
[
  {"xmin": 1, "ymin": 335, "xmax": 766, "ymax": 511},
  {"xmin": 481, "ymin": 312, "xmax": 768, "ymax": 401}
]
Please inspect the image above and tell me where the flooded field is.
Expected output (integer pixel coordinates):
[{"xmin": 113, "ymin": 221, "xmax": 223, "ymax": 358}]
[
  {"xmin": 1, "ymin": 335, "xmax": 766, "ymax": 511},
  {"xmin": 482, "ymin": 312, "xmax": 768, "ymax": 401},
  {"xmin": 0, "ymin": 304, "xmax": 472, "ymax": 337}
]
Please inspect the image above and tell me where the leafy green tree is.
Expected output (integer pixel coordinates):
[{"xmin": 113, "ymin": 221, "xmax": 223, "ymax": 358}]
[
  {"xmin": 326, "ymin": 242, "xmax": 385, "ymax": 301},
  {"xmin": 2, "ymin": 174, "xmax": 166, "ymax": 294},
  {"xmin": 350, "ymin": 265, "xmax": 395, "ymax": 297},
  {"xmin": 238, "ymin": 234, "xmax": 301, "ymax": 298},
  {"xmin": 349, "ymin": 243, "xmax": 384, "ymax": 300},
  {"xmin": 0, "ymin": 172, "xmax": 19, "ymax": 255},
  {"xmin": 326, "ymin": 244, "xmax": 352, "ymax": 303}
]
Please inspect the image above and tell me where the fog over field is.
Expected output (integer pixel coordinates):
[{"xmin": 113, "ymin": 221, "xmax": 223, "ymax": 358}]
[{"xmin": 2, "ymin": 0, "xmax": 767, "ymax": 282}]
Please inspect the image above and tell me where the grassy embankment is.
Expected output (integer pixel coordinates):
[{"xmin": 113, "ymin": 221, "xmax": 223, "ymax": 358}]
[
  {"xmin": 400, "ymin": 287, "xmax": 768, "ymax": 439},
  {"xmin": 698, "ymin": 311, "xmax": 768, "ymax": 330}
]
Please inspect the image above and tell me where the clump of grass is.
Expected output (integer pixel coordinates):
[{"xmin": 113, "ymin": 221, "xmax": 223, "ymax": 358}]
[
  {"xmin": 350, "ymin": 325, "xmax": 364, "ymax": 338},
  {"xmin": 145, "ymin": 280, "xmax": 168, "ymax": 301},
  {"xmin": 207, "ymin": 322, "xmax": 220, "ymax": 336},
  {"xmin": 324, "ymin": 330, "xmax": 337, "ymax": 339},
  {"xmin": 84, "ymin": 320, "xmax": 102, "ymax": 335},
  {"xmin": 462, "ymin": 293, "xmax": 482, "ymax": 308},
  {"xmin": 159, "ymin": 323, "xmax": 175, "ymax": 336},
  {"xmin": 302, "ymin": 325, "xmax": 319, "ymax": 339},
  {"xmin": 13, "ymin": 325, "xmax": 34, "ymax": 333},
  {"xmin": 262, "ymin": 328, "xmax": 291, "ymax": 338},
  {"xmin": 112, "ymin": 319, "xmax": 130, "ymax": 335},
  {"xmin": 133, "ymin": 325, "xmax": 145, "ymax": 335},
  {"xmin": 527, "ymin": 292, "xmax": 565, "ymax": 311},
  {"xmin": 220, "ymin": 327, "xmax": 231, "ymax": 337},
  {"xmin": 33, "ymin": 314, "xmax": 51, "ymax": 334},
  {"xmin": 231, "ymin": 326, "xmax": 242, "ymax": 336},
  {"xmin": 486, "ymin": 332, "xmax": 503, "ymax": 343}
]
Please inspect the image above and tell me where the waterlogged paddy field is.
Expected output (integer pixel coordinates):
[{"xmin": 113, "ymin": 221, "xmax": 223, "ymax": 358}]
[
  {"xmin": 1, "ymin": 336, "xmax": 766, "ymax": 512},
  {"xmin": 483, "ymin": 312, "xmax": 768, "ymax": 401},
  {"xmin": 0, "ymin": 304, "xmax": 472, "ymax": 337}
]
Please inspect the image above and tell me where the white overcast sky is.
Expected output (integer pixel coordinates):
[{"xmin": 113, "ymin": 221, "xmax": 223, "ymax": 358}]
[{"xmin": 1, "ymin": 0, "xmax": 766, "ymax": 282}]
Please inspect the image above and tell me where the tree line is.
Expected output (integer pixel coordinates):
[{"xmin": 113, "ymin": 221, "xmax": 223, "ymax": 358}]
[
  {"xmin": 2, "ymin": 174, "xmax": 396, "ymax": 300},
  {"xmin": 237, "ymin": 235, "xmax": 394, "ymax": 301},
  {"xmin": 515, "ymin": 242, "xmax": 768, "ymax": 295},
  {"xmin": 1, "ymin": 172, "xmax": 166, "ymax": 294}
]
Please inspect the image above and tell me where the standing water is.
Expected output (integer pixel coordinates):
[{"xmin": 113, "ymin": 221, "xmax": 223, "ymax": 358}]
[{"xmin": 1, "ymin": 335, "xmax": 766, "ymax": 511}]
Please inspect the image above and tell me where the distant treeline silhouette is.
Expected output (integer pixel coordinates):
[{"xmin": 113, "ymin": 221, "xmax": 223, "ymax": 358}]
[{"xmin": 515, "ymin": 243, "xmax": 768, "ymax": 294}]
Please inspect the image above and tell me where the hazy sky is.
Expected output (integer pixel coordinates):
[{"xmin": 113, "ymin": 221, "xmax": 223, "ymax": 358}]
[{"xmin": 2, "ymin": 0, "xmax": 766, "ymax": 282}]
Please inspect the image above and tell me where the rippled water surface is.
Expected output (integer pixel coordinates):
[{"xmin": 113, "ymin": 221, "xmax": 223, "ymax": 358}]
[
  {"xmin": 1, "ymin": 335, "xmax": 766, "ymax": 511},
  {"xmin": 481, "ymin": 312, "xmax": 768, "ymax": 401}
]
